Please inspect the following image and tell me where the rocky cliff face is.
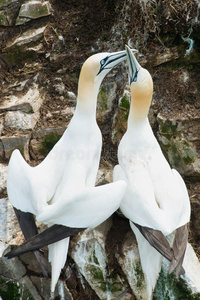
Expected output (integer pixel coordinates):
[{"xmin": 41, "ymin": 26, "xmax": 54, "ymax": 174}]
[{"xmin": 0, "ymin": 0, "xmax": 200, "ymax": 299}]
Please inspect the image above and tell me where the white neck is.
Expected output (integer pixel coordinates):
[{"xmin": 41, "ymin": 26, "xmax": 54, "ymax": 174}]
[
  {"xmin": 75, "ymin": 72, "xmax": 101, "ymax": 119},
  {"xmin": 128, "ymin": 95, "xmax": 151, "ymax": 127}
]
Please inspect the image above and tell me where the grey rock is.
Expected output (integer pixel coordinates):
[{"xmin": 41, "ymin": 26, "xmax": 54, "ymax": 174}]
[
  {"xmin": 0, "ymin": 1, "xmax": 20, "ymax": 26},
  {"xmin": 157, "ymin": 114, "xmax": 200, "ymax": 178},
  {"xmin": 4, "ymin": 110, "xmax": 39, "ymax": 131},
  {"xmin": 30, "ymin": 276, "xmax": 73, "ymax": 300},
  {"xmin": 1, "ymin": 244, "xmax": 26, "ymax": 280},
  {"xmin": 16, "ymin": 1, "xmax": 51, "ymax": 25},
  {"xmin": 1, "ymin": 134, "xmax": 31, "ymax": 160},
  {"xmin": 0, "ymin": 198, "xmax": 7, "ymax": 241},
  {"xmin": 5, "ymin": 26, "xmax": 47, "ymax": 49},
  {"xmin": 0, "ymin": 164, "xmax": 7, "ymax": 192},
  {"xmin": 19, "ymin": 276, "xmax": 43, "ymax": 300},
  {"xmin": 70, "ymin": 219, "xmax": 129, "ymax": 299}
]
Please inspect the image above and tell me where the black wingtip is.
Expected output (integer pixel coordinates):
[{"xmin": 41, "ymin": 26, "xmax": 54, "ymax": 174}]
[{"xmin": 5, "ymin": 225, "xmax": 86, "ymax": 258}]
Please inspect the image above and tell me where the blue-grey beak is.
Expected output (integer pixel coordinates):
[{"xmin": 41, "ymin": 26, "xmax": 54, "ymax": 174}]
[
  {"xmin": 98, "ymin": 48, "xmax": 138, "ymax": 75},
  {"xmin": 125, "ymin": 45, "xmax": 141, "ymax": 84}
]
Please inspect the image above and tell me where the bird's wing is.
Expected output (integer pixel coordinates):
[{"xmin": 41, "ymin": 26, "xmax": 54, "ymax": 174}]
[
  {"xmin": 171, "ymin": 169, "xmax": 191, "ymax": 224},
  {"xmin": 13, "ymin": 207, "xmax": 50, "ymax": 278},
  {"xmin": 130, "ymin": 221, "xmax": 173, "ymax": 261},
  {"xmin": 37, "ymin": 180, "xmax": 127, "ymax": 228},
  {"xmin": 113, "ymin": 164, "xmax": 127, "ymax": 182},
  {"xmin": 5, "ymin": 225, "xmax": 85, "ymax": 258},
  {"xmin": 169, "ymin": 223, "xmax": 189, "ymax": 276},
  {"xmin": 7, "ymin": 150, "xmax": 38, "ymax": 214}
]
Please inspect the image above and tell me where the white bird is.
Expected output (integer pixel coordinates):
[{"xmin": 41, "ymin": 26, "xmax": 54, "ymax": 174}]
[
  {"xmin": 113, "ymin": 45, "xmax": 191, "ymax": 299},
  {"xmin": 6, "ymin": 49, "xmax": 134, "ymax": 292}
]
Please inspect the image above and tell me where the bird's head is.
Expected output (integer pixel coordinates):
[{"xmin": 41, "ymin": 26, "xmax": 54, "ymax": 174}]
[
  {"xmin": 125, "ymin": 45, "xmax": 153, "ymax": 101},
  {"xmin": 79, "ymin": 49, "xmax": 138, "ymax": 87}
]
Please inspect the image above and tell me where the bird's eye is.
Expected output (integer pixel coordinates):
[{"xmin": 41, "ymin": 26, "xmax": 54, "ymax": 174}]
[{"xmin": 101, "ymin": 57, "xmax": 108, "ymax": 66}]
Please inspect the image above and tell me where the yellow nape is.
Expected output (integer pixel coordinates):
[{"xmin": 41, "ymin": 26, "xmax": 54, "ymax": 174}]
[{"xmin": 129, "ymin": 68, "xmax": 153, "ymax": 122}]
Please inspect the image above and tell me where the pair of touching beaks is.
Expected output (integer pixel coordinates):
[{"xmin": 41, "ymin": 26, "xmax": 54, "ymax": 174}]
[{"xmin": 95, "ymin": 45, "xmax": 140, "ymax": 83}]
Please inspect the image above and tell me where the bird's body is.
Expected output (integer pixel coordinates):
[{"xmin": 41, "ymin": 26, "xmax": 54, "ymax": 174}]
[
  {"xmin": 113, "ymin": 46, "xmax": 190, "ymax": 299},
  {"xmin": 7, "ymin": 50, "xmax": 131, "ymax": 292}
]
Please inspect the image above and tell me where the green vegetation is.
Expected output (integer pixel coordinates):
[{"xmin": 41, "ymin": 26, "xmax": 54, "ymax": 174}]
[
  {"xmin": 98, "ymin": 86, "xmax": 108, "ymax": 112},
  {"xmin": 159, "ymin": 119, "xmax": 177, "ymax": 135},
  {"xmin": 134, "ymin": 260, "xmax": 145, "ymax": 288},
  {"xmin": 89, "ymin": 249, "xmax": 99, "ymax": 265},
  {"xmin": 120, "ymin": 95, "xmax": 130, "ymax": 110},
  {"xmin": 168, "ymin": 139, "xmax": 195, "ymax": 169},
  {"xmin": 153, "ymin": 267, "xmax": 200, "ymax": 299},
  {"xmin": 89, "ymin": 265, "xmax": 104, "ymax": 281},
  {"xmin": 0, "ymin": 278, "xmax": 20, "ymax": 300},
  {"xmin": 39, "ymin": 132, "xmax": 61, "ymax": 156}
]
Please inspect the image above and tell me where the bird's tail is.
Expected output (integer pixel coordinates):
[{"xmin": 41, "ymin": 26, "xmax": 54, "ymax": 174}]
[{"xmin": 48, "ymin": 238, "xmax": 70, "ymax": 292}]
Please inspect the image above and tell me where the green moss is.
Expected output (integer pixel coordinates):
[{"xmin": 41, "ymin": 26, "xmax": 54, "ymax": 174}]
[
  {"xmin": 134, "ymin": 260, "xmax": 145, "ymax": 288},
  {"xmin": 168, "ymin": 139, "xmax": 195, "ymax": 168},
  {"xmin": 89, "ymin": 265, "xmax": 104, "ymax": 281},
  {"xmin": 120, "ymin": 95, "xmax": 130, "ymax": 110},
  {"xmin": 98, "ymin": 86, "xmax": 108, "ymax": 112},
  {"xmin": 181, "ymin": 140, "xmax": 195, "ymax": 165},
  {"xmin": 0, "ymin": 278, "xmax": 20, "ymax": 300},
  {"xmin": 100, "ymin": 282, "xmax": 122, "ymax": 293},
  {"xmin": 89, "ymin": 249, "xmax": 99, "ymax": 265},
  {"xmin": 159, "ymin": 120, "xmax": 177, "ymax": 135},
  {"xmin": 168, "ymin": 143, "xmax": 182, "ymax": 168},
  {"xmin": 39, "ymin": 132, "xmax": 61, "ymax": 156},
  {"xmin": 153, "ymin": 267, "xmax": 200, "ymax": 299}
]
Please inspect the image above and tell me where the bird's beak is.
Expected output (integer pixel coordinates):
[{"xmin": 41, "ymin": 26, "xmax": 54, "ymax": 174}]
[
  {"xmin": 125, "ymin": 45, "xmax": 141, "ymax": 84},
  {"xmin": 97, "ymin": 48, "xmax": 138, "ymax": 75}
]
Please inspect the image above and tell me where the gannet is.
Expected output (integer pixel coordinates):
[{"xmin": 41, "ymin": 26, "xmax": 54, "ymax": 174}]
[
  {"xmin": 6, "ymin": 49, "xmax": 134, "ymax": 292},
  {"xmin": 113, "ymin": 45, "xmax": 191, "ymax": 299}
]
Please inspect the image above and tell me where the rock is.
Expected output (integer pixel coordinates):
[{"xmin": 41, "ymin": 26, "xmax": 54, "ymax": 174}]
[
  {"xmin": 0, "ymin": 140, "xmax": 4, "ymax": 160},
  {"xmin": 0, "ymin": 1, "xmax": 20, "ymax": 26},
  {"xmin": 0, "ymin": 163, "xmax": 7, "ymax": 192},
  {"xmin": 112, "ymin": 86, "xmax": 130, "ymax": 145},
  {"xmin": 157, "ymin": 114, "xmax": 200, "ymax": 178},
  {"xmin": 66, "ymin": 91, "xmax": 76, "ymax": 101},
  {"xmin": 7, "ymin": 26, "xmax": 46, "ymax": 48},
  {"xmin": 1, "ymin": 134, "xmax": 31, "ymax": 160},
  {"xmin": 70, "ymin": 219, "xmax": 129, "ymax": 300},
  {"xmin": 154, "ymin": 243, "xmax": 200, "ymax": 298},
  {"xmin": 5, "ymin": 111, "xmax": 40, "ymax": 131},
  {"xmin": 53, "ymin": 77, "xmax": 66, "ymax": 95},
  {"xmin": 19, "ymin": 276, "xmax": 43, "ymax": 300},
  {"xmin": 0, "ymin": 103, "xmax": 33, "ymax": 114},
  {"xmin": 30, "ymin": 127, "xmax": 66, "ymax": 160},
  {"xmin": 1, "ymin": 244, "xmax": 26, "ymax": 280},
  {"xmin": 2, "ymin": 26, "xmax": 46, "ymax": 66},
  {"xmin": 0, "ymin": 117, "xmax": 4, "ymax": 136},
  {"xmin": 97, "ymin": 78, "xmax": 118, "ymax": 122},
  {"xmin": 2, "ymin": 82, "xmax": 44, "ymax": 132},
  {"xmin": 30, "ymin": 276, "xmax": 73, "ymax": 300},
  {"xmin": 16, "ymin": 1, "xmax": 51, "ymax": 25},
  {"xmin": 182, "ymin": 243, "xmax": 200, "ymax": 293},
  {"xmin": 0, "ymin": 199, "xmax": 7, "ymax": 241},
  {"xmin": 0, "ymin": 79, "xmax": 42, "ymax": 111},
  {"xmin": 116, "ymin": 231, "xmax": 147, "ymax": 300},
  {"xmin": 190, "ymin": 183, "xmax": 200, "ymax": 255},
  {"xmin": 0, "ymin": 0, "xmax": 17, "ymax": 9},
  {"xmin": 96, "ymin": 167, "xmax": 113, "ymax": 186}
]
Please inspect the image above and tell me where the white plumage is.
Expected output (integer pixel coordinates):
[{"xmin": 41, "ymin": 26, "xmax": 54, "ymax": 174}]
[
  {"xmin": 7, "ymin": 50, "xmax": 132, "ymax": 292},
  {"xmin": 113, "ymin": 45, "xmax": 191, "ymax": 299}
]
